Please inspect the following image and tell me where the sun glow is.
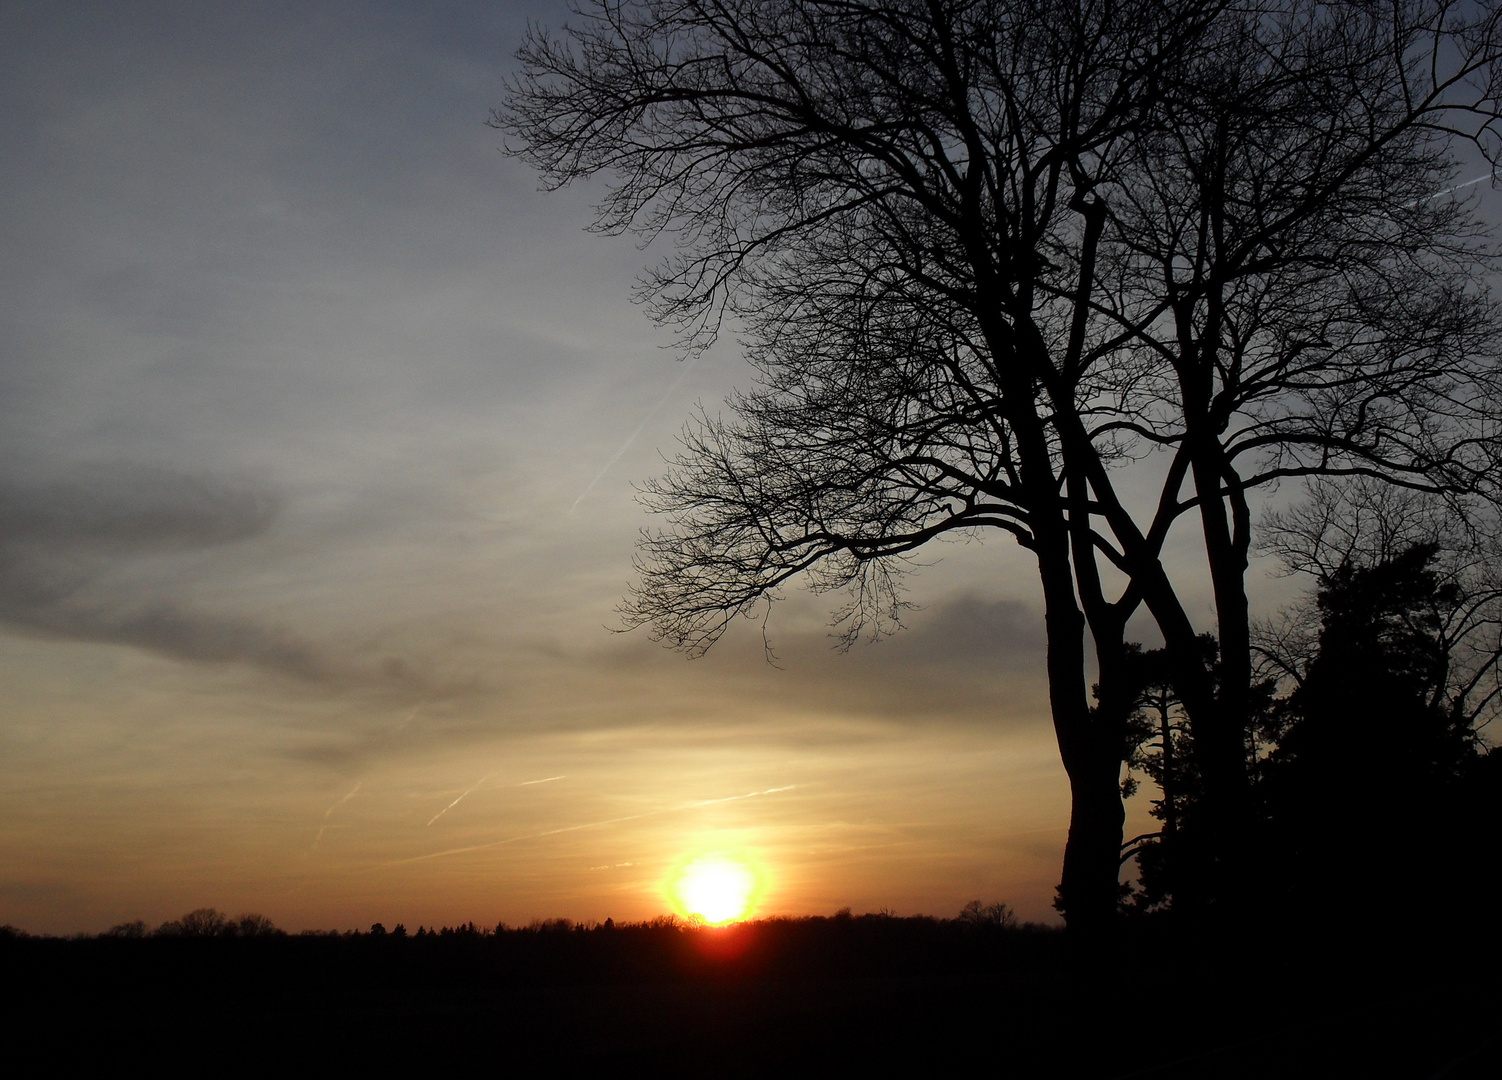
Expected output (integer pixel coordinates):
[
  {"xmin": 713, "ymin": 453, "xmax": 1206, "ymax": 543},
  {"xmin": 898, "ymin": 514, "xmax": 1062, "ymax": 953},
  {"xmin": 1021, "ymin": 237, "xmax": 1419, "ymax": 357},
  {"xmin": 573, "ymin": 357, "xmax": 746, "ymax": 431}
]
[{"xmin": 669, "ymin": 855, "xmax": 759, "ymax": 924}]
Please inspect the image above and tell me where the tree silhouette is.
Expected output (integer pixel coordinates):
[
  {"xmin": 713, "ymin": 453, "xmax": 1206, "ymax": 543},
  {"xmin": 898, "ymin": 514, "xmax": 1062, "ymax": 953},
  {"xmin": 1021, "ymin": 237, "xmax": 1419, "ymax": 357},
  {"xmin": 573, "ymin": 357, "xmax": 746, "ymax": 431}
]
[
  {"xmin": 232, "ymin": 913, "xmax": 282, "ymax": 938},
  {"xmin": 500, "ymin": 0, "xmax": 1502, "ymax": 939},
  {"xmin": 152, "ymin": 908, "xmax": 281, "ymax": 938},
  {"xmin": 1258, "ymin": 479, "xmax": 1502, "ymax": 738},
  {"xmin": 1115, "ymin": 639, "xmax": 1214, "ymax": 914},
  {"xmin": 103, "ymin": 920, "xmax": 149, "ymax": 938},
  {"xmin": 157, "ymin": 908, "xmax": 230, "ymax": 937},
  {"xmin": 1119, "ymin": 532, "xmax": 1498, "ymax": 925},
  {"xmin": 959, "ymin": 900, "xmax": 1018, "ymax": 929},
  {"xmin": 1254, "ymin": 545, "xmax": 1491, "ymax": 921}
]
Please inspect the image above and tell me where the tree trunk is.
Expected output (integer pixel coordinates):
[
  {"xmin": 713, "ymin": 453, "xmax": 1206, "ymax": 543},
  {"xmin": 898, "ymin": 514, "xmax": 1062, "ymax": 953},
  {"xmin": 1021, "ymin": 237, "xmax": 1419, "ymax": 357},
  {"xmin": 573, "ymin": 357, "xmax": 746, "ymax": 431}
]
[
  {"xmin": 1032, "ymin": 529, "xmax": 1126, "ymax": 941},
  {"xmin": 1057, "ymin": 749, "xmax": 1127, "ymax": 943},
  {"xmin": 1189, "ymin": 454, "xmax": 1255, "ymax": 920}
]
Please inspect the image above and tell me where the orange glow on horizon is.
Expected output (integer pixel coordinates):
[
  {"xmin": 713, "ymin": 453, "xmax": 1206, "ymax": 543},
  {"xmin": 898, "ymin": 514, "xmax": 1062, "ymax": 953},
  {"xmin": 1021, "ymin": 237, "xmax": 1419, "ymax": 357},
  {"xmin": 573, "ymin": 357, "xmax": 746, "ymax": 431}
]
[{"xmin": 668, "ymin": 854, "xmax": 761, "ymax": 923}]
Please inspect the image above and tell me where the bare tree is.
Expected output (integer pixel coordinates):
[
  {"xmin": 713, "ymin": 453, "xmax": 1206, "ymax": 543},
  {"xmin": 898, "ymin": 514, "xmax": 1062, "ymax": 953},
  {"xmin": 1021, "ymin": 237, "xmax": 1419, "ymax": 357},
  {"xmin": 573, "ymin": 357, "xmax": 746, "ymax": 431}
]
[
  {"xmin": 959, "ymin": 899, "xmax": 1019, "ymax": 929},
  {"xmin": 231, "ymin": 913, "xmax": 282, "ymax": 938},
  {"xmin": 156, "ymin": 908, "xmax": 229, "ymax": 937},
  {"xmin": 499, "ymin": 0, "xmax": 1502, "ymax": 939},
  {"xmin": 102, "ymin": 919, "xmax": 149, "ymax": 939}
]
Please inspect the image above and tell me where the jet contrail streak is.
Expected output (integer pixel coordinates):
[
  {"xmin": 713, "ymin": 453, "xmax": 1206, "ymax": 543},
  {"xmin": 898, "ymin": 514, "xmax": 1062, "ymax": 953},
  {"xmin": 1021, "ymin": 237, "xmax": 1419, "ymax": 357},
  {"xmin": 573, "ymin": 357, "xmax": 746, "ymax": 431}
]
[
  {"xmin": 381, "ymin": 784, "xmax": 798, "ymax": 867},
  {"xmin": 1404, "ymin": 172, "xmax": 1494, "ymax": 208},
  {"xmin": 568, "ymin": 354, "xmax": 700, "ymax": 513},
  {"xmin": 426, "ymin": 772, "xmax": 495, "ymax": 826},
  {"xmin": 310, "ymin": 781, "xmax": 362, "ymax": 851},
  {"xmin": 427, "ymin": 773, "xmax": 565, "ymax": 826}
]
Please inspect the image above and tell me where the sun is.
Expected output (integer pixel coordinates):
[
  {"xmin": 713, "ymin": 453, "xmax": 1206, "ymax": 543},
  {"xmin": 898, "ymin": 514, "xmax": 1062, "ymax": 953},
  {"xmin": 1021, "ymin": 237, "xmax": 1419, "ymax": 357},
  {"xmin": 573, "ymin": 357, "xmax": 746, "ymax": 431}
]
[{"xmin": 669, "ymin": 855, "xmax": 759, "ymax": 924}]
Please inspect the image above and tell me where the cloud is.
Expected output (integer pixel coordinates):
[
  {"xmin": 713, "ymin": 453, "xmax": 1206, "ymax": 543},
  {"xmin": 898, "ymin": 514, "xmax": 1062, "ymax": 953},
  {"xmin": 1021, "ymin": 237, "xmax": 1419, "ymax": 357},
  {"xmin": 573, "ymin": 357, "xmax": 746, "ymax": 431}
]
[
  {"xmin": 2, "ymin": 598, "xmax": 331, "ymax": 682},
  {"xmin": 0, "ymin": 464, "xmax": 339, "ymax": 681},
  {"xmin": 0, "ymin": 464, "xmax": 277, "ymax": 552},
  {"xmin": 878, "ymin": 594, "xmax": 1047, "ymax": 669},
  {"xmin": 577, "ymin": 588, "xmax": 1053, "ymax": 739}
]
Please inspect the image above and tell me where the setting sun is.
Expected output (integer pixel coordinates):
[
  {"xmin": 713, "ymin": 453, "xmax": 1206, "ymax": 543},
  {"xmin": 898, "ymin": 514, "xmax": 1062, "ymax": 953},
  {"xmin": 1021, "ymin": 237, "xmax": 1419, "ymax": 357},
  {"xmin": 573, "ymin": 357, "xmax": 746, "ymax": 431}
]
[{"xmin": 669, "ymin": 855, "xmax": 760, "ymax": 924}]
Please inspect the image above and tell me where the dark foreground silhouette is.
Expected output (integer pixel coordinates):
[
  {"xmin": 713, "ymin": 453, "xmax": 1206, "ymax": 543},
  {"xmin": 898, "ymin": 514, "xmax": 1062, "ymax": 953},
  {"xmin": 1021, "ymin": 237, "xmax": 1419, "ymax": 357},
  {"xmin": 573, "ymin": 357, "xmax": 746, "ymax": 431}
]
[{"xmin": 3, "ymin": 910, "xmax": 1496, "ymax": 1077}]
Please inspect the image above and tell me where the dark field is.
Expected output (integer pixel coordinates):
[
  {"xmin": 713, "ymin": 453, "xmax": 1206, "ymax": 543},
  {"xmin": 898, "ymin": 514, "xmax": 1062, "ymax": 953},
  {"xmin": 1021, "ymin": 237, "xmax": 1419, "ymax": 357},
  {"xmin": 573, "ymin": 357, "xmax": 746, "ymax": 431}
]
[{"xmin": 3, "ymin": 915, "xmax": 1496, "ymax": 1076}]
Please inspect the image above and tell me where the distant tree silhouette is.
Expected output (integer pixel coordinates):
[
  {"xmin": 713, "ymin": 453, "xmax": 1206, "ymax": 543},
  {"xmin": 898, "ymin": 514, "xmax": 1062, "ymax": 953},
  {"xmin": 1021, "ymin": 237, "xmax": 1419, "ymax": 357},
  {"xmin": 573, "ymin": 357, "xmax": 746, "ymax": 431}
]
[
  {"xmin": 103, "ymin": 920, "xmax": 149, "ymax": 938},
  {"xmin": 151, "ymin": 909, "xmax": 281, "ymax": 938},
  {"xmin": 231, "ymin": 913, "xmax": 281, "ymax": 938},
  {"xmin": 157, "ymin": 908, "xmax": 230, "ymax": 937},
  {"xmin": 959, "ymin": 901, "xmax": 1018, "ymax": 930},
  {"xmin": 501, "ymin": 0, "xmax": 1502, "ymax": 942}
]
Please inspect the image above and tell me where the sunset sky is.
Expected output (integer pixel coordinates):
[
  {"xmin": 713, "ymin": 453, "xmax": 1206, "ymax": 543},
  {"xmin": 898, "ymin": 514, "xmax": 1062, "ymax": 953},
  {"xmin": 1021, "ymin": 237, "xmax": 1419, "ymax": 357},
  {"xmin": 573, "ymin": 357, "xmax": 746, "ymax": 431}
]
[{"xmin": 3, "ymin": 0, "xmax": 1437, "ymax": 935}]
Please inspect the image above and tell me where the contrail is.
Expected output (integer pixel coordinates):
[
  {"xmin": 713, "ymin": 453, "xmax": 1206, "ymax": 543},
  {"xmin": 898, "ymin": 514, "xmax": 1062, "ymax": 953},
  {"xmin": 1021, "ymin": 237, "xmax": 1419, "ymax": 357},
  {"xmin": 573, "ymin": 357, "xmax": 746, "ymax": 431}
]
[
  {"xmin": 568, "ymin": 354, "xmax": 700, "ymax": 513},
  {"xmin": 382, "ymin": 784, "xmax": 798, "ymax": 867},
  {"xmin": 387, "ymin": 657, "xmax": 463, "ymax": 738},
  {"xmin": 310, "ymin": 781, "xmax": 362, "ymax": 851},
  {"xmin": 428, "ymin": 774, "xmax": 565, "ymax": 826},
  {"xmin": 426, "ymin": 772, "xmax": 496, "ymax": 826},
  {"xmin": 393, "ymin": 703, "xmax": 425, "ymax": 734},
  {"xmin": 1404, "ymin": 172, "xmax": 1494, "ymax": 208}
]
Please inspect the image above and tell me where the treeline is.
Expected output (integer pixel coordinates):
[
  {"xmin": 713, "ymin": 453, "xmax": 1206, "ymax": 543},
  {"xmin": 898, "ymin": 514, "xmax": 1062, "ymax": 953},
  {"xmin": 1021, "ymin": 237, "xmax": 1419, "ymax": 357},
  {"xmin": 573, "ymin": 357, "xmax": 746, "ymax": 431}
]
[
  {"xmin": 0, "ymin": 902, "xmax": 1078, "ymax": 1025},
  {"xmin": 0, "ymin": 904, "xmax": 1087, "ymax": 1074},
  {"xmin": 6, "ymin": 898, "xmax": 1489, "ymax": 1075},
  {"xmin": 4, "ymin": 900, "xmax": 1047, "ymax": 956}
]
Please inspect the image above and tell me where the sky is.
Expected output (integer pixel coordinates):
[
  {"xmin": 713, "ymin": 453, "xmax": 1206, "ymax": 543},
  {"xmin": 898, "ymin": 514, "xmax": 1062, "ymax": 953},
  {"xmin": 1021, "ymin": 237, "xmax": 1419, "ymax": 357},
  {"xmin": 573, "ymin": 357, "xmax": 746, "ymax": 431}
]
[{"xmin": 0, "ymin": 0, "xmax": 1418, "ymax": 935}]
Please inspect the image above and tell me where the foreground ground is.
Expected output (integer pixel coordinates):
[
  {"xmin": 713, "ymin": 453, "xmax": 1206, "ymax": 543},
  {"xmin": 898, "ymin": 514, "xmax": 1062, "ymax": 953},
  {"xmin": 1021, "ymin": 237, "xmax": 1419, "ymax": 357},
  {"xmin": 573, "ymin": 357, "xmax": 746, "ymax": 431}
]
[{"xmin": 3, "ymin": 915, "xmax": 1495, "ymax": 1076}]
